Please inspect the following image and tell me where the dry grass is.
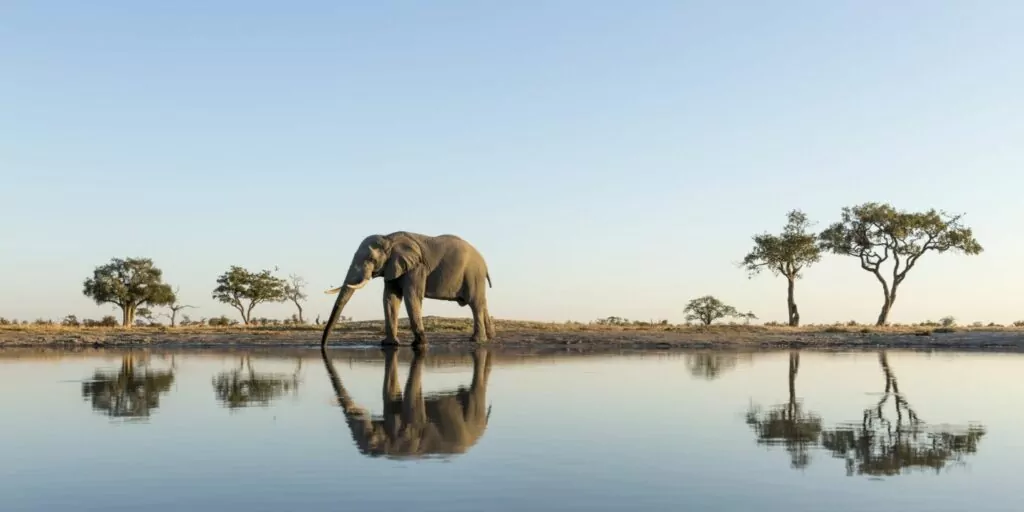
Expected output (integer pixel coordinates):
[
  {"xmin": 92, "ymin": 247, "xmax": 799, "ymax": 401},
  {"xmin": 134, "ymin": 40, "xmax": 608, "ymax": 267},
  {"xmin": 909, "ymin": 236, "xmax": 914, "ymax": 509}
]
[{"xmin": 3, "ymin": 316, "xmax": 1024, "ymax": 337}]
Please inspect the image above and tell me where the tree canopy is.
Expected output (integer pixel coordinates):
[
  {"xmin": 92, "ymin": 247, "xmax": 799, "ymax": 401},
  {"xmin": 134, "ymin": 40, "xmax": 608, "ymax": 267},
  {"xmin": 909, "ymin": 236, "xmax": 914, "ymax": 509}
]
[
  {"xmin": 82, "ymin": 257, "xmax": 176, "ymax": 327},
  {"xmin": 211, "ymin": 266, "xmax": 287, "ymax": 325},
  {"xmin": 741, "ymin": 210, "xmax": 821, "ymax": 326},
  {"xmin": 683, "ymin": 295, "xmax": 739, "ymax": 326},
  {"xmin": 741, "ymin": 209, "xmax": 822, "ymax": 279},
  {"xmin": 818, "ymin": 202, "xmax": 982, "ymax": 325}
]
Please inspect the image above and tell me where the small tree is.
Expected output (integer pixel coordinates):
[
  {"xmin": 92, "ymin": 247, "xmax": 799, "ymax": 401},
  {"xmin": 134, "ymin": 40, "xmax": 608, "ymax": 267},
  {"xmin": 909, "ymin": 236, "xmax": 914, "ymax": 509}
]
[
  {"xmin": 283, "ymin": 274, "xmax": 308, "ymax": 324},
  {"xmin": 684, "ymin": 295, "xmax": 740, "ymax": 326},
  {"xmin": 741, "ymin": 209, "xmax": 821, "ymax": 326},
  {"xmin": 818, "ymin": 203, "xmax": 983, "ymax": 326},
  {"xmin": 161, "ymin": 287, "xmax": 195, "ymax": 327},
  {"xmin": 211, "ymin": 266, "xmax": 287, "ymax": 325},
  {"xmin": 740, "ymin": 311, "xmax": 759, "ymax": 325},
  {"xmin": 82, "ymin": 257, "xmax": 176, "ymax": 327}
]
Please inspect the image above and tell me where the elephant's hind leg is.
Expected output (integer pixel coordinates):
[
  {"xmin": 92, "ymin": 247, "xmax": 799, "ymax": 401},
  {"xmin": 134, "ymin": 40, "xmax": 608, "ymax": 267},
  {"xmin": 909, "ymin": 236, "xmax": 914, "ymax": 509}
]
[
  {"xmin": 469, "ymin": 301, "xmax": 490, "ymax": 343},
  {"xmin": 485, "ymin": 312, "xmax": 496, "ymax": 340}
]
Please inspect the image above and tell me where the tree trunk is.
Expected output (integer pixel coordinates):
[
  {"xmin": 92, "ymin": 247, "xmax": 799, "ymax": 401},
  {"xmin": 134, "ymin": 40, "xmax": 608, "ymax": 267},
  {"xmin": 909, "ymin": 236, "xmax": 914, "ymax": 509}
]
[
  {"xmin": 122, "ymin": 306, "xmax": 132, "ymax": 328},
  {"xmin": 787, "ymin": 351, "xmax": 799, "ymax": 419},
  {"xmin": 233, "ymin": 304, "xmax": 249, "ymax": 325},
  {"xmin": 170, "ymin": 310, "xmax": 177, "ymax": 327},
  {"xmin": 295, "ymin": 301, "xmax": 304, "ymax": 324},
  {"xmin": 786, "ymin": 277, "xmax": 799, "ymax": 327},
  {"xmin": 876, "ymin": 304, "xmax": 888, "ymax": 326},
  {"xmin": 874, "ymin": 274, "xmax": 897, "ymax": 326},
  {"xmin": 876, "ymin": 292, "xmax": 896, "ymax": 326}
]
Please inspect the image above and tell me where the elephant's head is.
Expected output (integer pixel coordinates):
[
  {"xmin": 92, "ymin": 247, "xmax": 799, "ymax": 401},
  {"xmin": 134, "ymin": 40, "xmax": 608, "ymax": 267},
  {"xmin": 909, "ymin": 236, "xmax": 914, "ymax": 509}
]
[{"xmin": 320, "ymin": 233, "xmax": 423, "ymax": 345}]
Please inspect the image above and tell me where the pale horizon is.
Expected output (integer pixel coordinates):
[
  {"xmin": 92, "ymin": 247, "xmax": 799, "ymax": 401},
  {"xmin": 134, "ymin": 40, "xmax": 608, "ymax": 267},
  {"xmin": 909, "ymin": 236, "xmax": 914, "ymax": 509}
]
[{"xmin": 3, "ymin": 2, "xmax": 1023, "ymax": 326}]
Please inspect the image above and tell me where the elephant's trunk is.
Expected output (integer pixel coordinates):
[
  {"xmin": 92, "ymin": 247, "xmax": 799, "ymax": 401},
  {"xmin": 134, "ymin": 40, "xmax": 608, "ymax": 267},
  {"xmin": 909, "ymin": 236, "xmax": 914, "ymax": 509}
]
[{"xmin": 321, "ymin": 285, "xmax": 356, "ymax": 346}]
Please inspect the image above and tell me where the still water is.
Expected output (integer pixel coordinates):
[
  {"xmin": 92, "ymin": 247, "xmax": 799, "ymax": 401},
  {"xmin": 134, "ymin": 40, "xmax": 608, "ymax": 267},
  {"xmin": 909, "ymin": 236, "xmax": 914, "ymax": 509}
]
[{"xmin": 1, "ymin": 347, "xmax": 1021, "ymax": 511}]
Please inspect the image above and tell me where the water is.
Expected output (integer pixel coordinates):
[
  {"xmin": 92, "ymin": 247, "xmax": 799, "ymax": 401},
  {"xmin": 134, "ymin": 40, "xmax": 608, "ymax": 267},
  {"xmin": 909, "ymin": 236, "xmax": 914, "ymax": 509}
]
[{"xmin": 1, "ymin": 347, "xmax": 1021, "ymax": 511}]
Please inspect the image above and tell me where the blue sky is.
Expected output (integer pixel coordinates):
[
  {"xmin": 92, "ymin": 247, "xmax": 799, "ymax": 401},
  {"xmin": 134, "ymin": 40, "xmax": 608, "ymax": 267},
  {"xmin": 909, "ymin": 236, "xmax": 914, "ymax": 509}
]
[{"xmin": 2, "ymin": 1, "xmax": 1022, "ymax": 325}]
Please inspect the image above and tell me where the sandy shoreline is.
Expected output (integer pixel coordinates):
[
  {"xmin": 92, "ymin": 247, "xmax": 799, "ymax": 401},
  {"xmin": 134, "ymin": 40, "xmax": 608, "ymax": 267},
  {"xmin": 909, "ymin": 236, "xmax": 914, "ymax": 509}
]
[{"xmin": 4, "ymin": 326, "xmax": 1024, "ymax": 353}]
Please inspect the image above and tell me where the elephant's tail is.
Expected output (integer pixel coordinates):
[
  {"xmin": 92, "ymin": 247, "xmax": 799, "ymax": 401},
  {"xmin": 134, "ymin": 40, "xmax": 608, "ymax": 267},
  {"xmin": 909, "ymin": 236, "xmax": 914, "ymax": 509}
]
[{"xmin": 486, "ymin": 272, "xmax": 492, "ymax": 288}]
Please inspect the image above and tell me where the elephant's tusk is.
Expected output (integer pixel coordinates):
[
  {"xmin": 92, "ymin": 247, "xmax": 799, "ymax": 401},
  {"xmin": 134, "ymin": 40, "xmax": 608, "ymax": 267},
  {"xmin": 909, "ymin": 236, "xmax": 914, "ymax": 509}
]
[
  {"xmin": 323, "ymin": 287, "xmax": 342, "ymax": 295},
  {"xmin": 345, "ymin": 278, "xmax": 370, "ymax": 290}
]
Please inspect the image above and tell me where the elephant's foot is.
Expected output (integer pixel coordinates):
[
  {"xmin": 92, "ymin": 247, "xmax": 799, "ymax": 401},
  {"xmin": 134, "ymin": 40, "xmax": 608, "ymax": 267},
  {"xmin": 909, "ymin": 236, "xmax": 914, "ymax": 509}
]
[
  {"xmin": 380, "ymin": 337, "xmax": 401, "ymax": 347},
  {"xmin": 469, "ymin": 333, "xmax": 488, "ymax": 343},
  {"xmin": 412, "ymin": 333, "xmax": 428, "ymax": 347}
]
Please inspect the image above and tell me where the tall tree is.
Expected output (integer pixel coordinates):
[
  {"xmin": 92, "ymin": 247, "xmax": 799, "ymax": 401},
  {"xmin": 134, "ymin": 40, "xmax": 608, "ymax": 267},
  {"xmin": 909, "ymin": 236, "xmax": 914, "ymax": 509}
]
[
  {"xmin": 741, "ymin": 209, "xmax": 822, "ymax": 326},
  {"xmin": 283, "ymin": 274, "xmax": 308, "ymax": 324},
  {"xmin": 211, "ymin": 266, "xmax": 287, "ymax": 325},
  {"xmin": 82, "ymin": 257, "xmax": 176, "ymax": 327},
  {"xmin": 683, "ymin": 295, "xmax": 739, "ymax": 326},
  {"xmin": 818, "ymin": 203, "xmax": 982, "ymax": 326}
]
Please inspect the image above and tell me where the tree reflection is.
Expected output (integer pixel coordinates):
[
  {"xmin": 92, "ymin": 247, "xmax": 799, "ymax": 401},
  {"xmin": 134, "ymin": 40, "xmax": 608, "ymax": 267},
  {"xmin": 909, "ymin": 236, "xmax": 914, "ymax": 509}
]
[
  {"xmin": 81, "ymin": 353, "xmax": 175, "ymax": 420},
  {"xmin": 686, "ymin": 353, "xmax": 740, "ymax": 380},
  {"xmin": 321, "ymin": 347, "xmax": 492, "ymax": 459},
  {"xmin": 211, "ymin": 355, "xmax": 301, "ymax": 409},
  {"xmin": 820, "ymin": 351, "xmax": 986, "ymax": 476},
  {"xmin": 745, "ymin": 352, "xmax": 823, "ymax": 469}
]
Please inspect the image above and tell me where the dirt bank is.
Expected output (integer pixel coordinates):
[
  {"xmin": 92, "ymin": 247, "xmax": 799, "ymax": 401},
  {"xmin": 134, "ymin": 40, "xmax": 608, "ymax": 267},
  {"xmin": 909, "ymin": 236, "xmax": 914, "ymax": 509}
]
[{"xmin": 4, "ymin": 325, "xmax": 1024, "ymax": 353}]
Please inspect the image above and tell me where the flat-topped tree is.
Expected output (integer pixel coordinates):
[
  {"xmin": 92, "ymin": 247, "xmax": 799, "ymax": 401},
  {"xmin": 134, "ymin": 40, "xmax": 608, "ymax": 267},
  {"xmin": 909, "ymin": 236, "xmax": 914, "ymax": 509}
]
[
  {"xmin": 741, "ymin": 209, "xmax": 821, "ymax": 326},
  {"xmin": 82, "ymin": 257, "xmax": 176, "ymax": 327},
  {"xmin": 818, "ymin": 203, "xmax": 982, "ymax": 326},
  {"xmin": 212, "ymin": 266, "xmax": 287, "ymax": 325}
]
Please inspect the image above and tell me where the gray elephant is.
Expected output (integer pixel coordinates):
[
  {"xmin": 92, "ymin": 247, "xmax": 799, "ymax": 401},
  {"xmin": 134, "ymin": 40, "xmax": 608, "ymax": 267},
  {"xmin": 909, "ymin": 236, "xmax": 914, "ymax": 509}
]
[
  {"xmin": 320, "ymin": 231, "xmax": 495, "ymax": 347},
  {"xmin": 320, "ymin": 347, "xmax": 493, "ymax": 459}
]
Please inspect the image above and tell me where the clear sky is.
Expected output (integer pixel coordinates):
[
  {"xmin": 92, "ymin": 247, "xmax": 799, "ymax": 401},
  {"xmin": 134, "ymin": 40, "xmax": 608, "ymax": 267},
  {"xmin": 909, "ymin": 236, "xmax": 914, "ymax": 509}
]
[{"xmin": 2, "ymin": 1, "xmax": 1022, "ymax": 325}]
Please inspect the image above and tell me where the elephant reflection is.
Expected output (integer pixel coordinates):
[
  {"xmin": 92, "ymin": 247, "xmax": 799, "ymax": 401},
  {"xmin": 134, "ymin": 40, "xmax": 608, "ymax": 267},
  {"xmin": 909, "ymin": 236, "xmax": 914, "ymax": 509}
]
[
  {"xmin": 81, "ymin": 353, "xmax": 175, "ymax": 419},
  {"xmin": 320, "ymin": 347, "xmax": 492, "ymax": 459},
  {"xmin": 211, "ymin": 355, "xmax": 302, "ymax": 409},
  {"xmin": 820, "ymin": 351, "xmax": 985, "ymax": 477},
  {"xmin": 745, "ymin": 351, "xmax": 823, "ymax": 469}
]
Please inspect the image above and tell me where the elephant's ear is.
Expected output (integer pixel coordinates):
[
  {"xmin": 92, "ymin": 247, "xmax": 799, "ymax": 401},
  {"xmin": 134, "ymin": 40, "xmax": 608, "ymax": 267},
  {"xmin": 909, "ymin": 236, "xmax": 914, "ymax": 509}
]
[{"xmin": 383, "ymin": 242, "xmax": 422, "ymax": 280}]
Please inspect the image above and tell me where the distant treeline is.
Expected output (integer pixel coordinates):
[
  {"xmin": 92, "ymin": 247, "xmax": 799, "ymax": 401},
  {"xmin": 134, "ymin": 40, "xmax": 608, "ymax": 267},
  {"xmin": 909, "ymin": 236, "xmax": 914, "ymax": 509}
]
[{"xmin": 3, "ymin": 201, "xmax": 994, "ymax": 329}]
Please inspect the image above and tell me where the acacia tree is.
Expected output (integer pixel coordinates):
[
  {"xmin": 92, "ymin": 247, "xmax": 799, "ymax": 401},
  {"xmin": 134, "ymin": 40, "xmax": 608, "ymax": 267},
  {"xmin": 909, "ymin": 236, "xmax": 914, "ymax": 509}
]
[
  {"xmin": 818, "ymin": 203, "xmax": 982, "ymax": 326},
  {"xmin": 211, "ymin": 266, "xmax": 287, "ymax": 325},
  {"xmin": 82, "ymin": 257, "xmax": 176, "ymax": 327},
  {"xmin": 283, "ymin": 274, "xmax": 308, "ymax": 324},
  {"xmin": 684, "ymin": 295, "xmax": 739, "ymax": 326},
  {"xmin": 741, "ymin": 209, "xmax": 821, "ymax": 326}
]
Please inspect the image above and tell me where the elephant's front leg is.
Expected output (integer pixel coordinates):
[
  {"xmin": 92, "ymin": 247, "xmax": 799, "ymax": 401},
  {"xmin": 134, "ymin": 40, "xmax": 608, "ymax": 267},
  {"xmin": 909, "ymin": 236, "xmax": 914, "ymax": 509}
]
[
  {"xmin": 382, "ymin": 282, "xmax": 403, "ymax": 346},
  {"xmin": 402, "ymin": 351, "xmax": 427, "ymax": 426},
  {"xmin": 402, "ymin": 275, "xmax": 428, "ymax": 346}
]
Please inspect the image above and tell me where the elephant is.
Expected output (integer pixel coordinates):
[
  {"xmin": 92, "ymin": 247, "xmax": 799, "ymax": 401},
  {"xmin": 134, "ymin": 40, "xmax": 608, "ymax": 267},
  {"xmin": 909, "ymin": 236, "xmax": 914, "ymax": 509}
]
[
  {"xmin": 320, "ymin": 346, "xmax": 493, "ymax": 459},
  {"xmin": 320, "ymin": 231, "xmax": 495, "ymax": 347}
]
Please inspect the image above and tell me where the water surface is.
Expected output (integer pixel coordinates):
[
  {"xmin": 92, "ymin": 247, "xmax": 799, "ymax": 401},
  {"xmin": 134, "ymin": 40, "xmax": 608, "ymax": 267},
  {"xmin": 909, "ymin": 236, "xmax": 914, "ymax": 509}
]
[{"xmin": 1, "ymin": 347, "xmax": 1020, "ymax": 511}]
